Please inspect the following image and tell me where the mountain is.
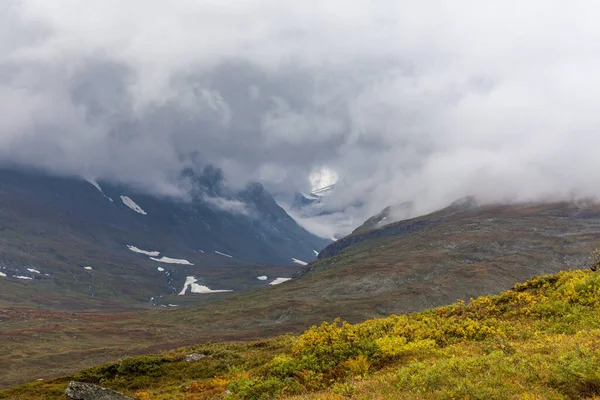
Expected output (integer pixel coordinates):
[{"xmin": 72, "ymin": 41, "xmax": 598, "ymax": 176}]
[
  {"xmin": 3, "ymin": 199, "xmax": 600, "ymax": 388},
  {"xmin": 0, "ymin": 167, "xmax": 329, "ymax": 309},
  {"xmin": 290, "ymin": 183, "xmax": 337, "ymax": 216}
]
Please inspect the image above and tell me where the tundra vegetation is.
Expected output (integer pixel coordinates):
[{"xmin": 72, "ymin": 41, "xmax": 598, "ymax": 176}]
[{"xmin": 3, "ymin": 269, "xmax": 600, "ymax": 399}]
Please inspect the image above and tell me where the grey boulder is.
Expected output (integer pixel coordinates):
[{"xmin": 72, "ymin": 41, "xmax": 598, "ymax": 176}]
[{"xmin": 65, "ymin": 381, "xmax": 133, "ymax": 400}]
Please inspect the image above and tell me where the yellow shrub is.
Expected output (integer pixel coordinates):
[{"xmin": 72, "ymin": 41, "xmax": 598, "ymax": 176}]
[
  {"xmin": 343, "ymin": 355, "xmax": 370, "ymax": 375},
  {"xmin": 376, "ymin": 336, "xmax": 437, "ymax": 360}
]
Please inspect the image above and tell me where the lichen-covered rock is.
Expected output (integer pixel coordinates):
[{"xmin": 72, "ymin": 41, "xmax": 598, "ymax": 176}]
[
  {"xmin": 65, "ymin": 381, "xmax": 133, "ymax": 400},
  {"xmin": 185, "ymin": 353, "xmax": 209, "ymax": 362}
]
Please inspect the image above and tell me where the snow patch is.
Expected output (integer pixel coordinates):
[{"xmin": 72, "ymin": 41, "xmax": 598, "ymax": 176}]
[
  {"xmin": 301, "ymin": 192, "xmax": 318, "ymax": 200},
  {"xmin": 157, "ymin": 267, "xmax": 165, "ymax": 272},
  {"xmin": 291, "ymin": 258, "xmax": 308, "ymax": 266},
  {"xmin": 313, "ymin": 250, "xmax": 319, "ymax": 256},
  {"xmin": 87, "ymin": 179, "xmax": 113, "ymax": 202},
  {"xmin": 257, "ymin": 276, "xmax": 268, "ymax": 281},
  {"xmin": 270, "ymin": 277, "xmax": 292, "ymax": 286},
  {"xmin": 150, "ymin": 256, "xmax": 193, "ymax": 265},
  {"xmin": 84, "ymin": 266, "xmax": 92, "ymax": 270},
  {"xmin": 0, "ymin": 272, "xmax": 6, "ymax": 277},
  {"xmin": 178, "ymin": 276, "xmax": 233, "ymax": 295},
  {"xmin": 27, "ymin": 268, "xmax": 40, "ymax": 274},
  {"xmin": 120, "ymin": 196, "xmax": 147, "ymax": 215},
  {"xmin": 127, "ymin": 245, "xmax": 160, "ymax": 257},
  {"xmin": 214, "ymin": 251, "xmax": 233, "ymax": 258},
  {"xmin": 167, "ymin": 304, "xmax": 178, "ymax": 307},
  {"xmin": 15, "ymin": 276, "xmax": 33, "ymax": 280},
  {"xmin": 190, "ymin": 284, "xmax": 233, "ymax": 294},
  {"xmin": 198, "ymin": 249, "xmax": 205, "ymax": 253}
]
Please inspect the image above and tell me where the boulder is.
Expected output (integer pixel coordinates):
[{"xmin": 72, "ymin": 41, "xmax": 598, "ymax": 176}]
[
  {"xmin": 185, "ymin": 353, "xmax": 209, "ymax": 362},
  {"xmin": 65, "ymin": 381, "xmax": 133, "ymax": 400}
]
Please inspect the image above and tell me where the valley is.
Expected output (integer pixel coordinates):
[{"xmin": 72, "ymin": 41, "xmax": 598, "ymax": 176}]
[{"xmin": 3, "ymin": 196, "xmax": 600, "ymax": 390}]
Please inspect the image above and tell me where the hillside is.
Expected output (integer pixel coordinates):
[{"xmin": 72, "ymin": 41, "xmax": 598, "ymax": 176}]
[
  {"xmin": 3, "ymin": 200, "xmax": 600, "ymax": 389},
  {"xmin": 0, "ymin": 167, "xmax": 328, "ymax": 309},
  {"xmin": 4, "ymin": 269, "xmax": 600, "ymax": 399}
]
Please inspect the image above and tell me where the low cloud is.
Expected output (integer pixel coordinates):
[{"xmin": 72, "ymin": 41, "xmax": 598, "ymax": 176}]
[
  {"xmin": 3, "ymin": 1, "xmax": 600, "ymax": 235},
  {"xmin": 203, "ymin": 196, "xmax": 251, "ymax": 216}
]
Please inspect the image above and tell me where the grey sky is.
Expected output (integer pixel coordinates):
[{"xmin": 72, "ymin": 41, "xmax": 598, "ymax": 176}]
[{"xmin": 3, "ymin": 1, "xmax": 600, "ymax": 237}]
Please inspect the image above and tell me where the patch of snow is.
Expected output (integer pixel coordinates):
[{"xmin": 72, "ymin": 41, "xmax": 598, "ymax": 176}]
[
  {"xmin": 120, "ymin": 196, "xmax": 147, "ymax": 215},
  {"xmin": 257, "ymin": 276, "xmax": 268, "ymax": 281},
  {"xmin": 190, "ymin": 283, "xmax": 233, "ymax": 294},
  {"xmin": 167, "ymin": 304, "xmax": 179, "ymax": 307},
  {"xmin": 157, "ymin": 267, "xmax": 165, "ymax": 272},
  {"xmin": 178, "ymin": 276, "xmax": 196, "ymax": 295},
  {"xmin": 178, "ymin": 276, "xmax": 232, "ymax": 295},
  {"xmin": 87, "ymin": 179, "xmax": 113, "ymax": 202},
  {"xmin": 377, "ymin": 216, "xmax": 388, "ymax": 225},
  {"xmin": 198, "ymin": 249, "xmax": 205, "ymax": 253},
  {"xmin": 291, "ymin": 258, "xmax": 308, "ymax": 266},
  {"xmin": 14, "ymin": 276, "xmax": 33, "ymax": 280},
  {"xmin": 84, "ymin": 266, "xmax": 92, "ymax": 270},
  {"xmin": 150, "ymin": 256, "xmax": 193, "ymax": 265},
  {"xmin": 87, "ymin": 179, "xmax": 102, "ymax": 193},
  {"xmin": 0, "ymin": 272, "xmax": 6, "ymax": 277},
  {"xmin": 270, "ymin": 277, "xmax": 292, "ymax": 286},
  {"xmin": 27, "ymin": 268, "xmax": 40, "ymax": 274},
  {"xmin": 313, "ymin": 250, "xmax": 319, "ymax": 256},
  {"xmin": 127, "ymin": 245, "xmax": 160, "ymax": 257},
  {"xmin": 301, "ymin": 192, "xmax": 319, "ymax": 200},
  {"xmin": 214, "ymin": 251, "xmax": 233, "ymax": 258}
]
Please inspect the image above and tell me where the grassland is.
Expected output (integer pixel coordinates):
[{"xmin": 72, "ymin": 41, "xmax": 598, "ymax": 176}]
[{"xmin": 4, "ymin": 269, "xmax": 600, "ymax": 399}]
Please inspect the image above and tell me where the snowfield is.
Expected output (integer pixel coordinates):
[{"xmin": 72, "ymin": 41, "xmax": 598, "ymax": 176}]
[
  {"xmin": 214, "ymin": 251, "xmax": 233, "ymax": 258},
  {"xmin": 15, "ymin": 276, "xmax": 33, "ymax": 280},
  {"xmin": 257, "ymin": 276, "xmax": 268, "ymax": 281},
  {"xmin": 0, "ymin": 272, "xmax": 6, "ymax": 277},
  {"xmin": 291, "ymin": 258, "xmax": 308, "ymax": 266},
  {"xmin": 84, "ymin": 266, "xmax": 93, "ymax": 270},
  {"xmin": 313, "ymin": 250, "xmax": 319, "ymax": 256},
  {"xmin": 269, "ymin": 277, "xmax": 292, "ymax": 285},
  {"xmin": 150, "ymin": 256, "xmax": 193, "ymax": 265},
  {"xmin": 157, "ymin": 267, "xmax": 165, "ymax": 272},
  {"xmin": 120, "ymin": 196, "xmax": 147, "ymax": 215},
  {"xmin": 27, "ymin": 268, "xmax": 40, "ymax": 274},
  {"xmin": 127, "ymin": 245, "xmax": 160, "ymax": 257},
  {"xmin": 178, "ymin": 276, "xmax": 233, "ymax": 295},
  {"xmin": 87, "ymin": 179, "xmax": 113, "ymax": 201}
]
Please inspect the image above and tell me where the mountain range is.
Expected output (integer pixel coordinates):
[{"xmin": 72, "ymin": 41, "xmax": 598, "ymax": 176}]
[
  {"xmin": 3, "ymin": 193, "xmax": 600, "ymax": 388},
  {"xmin": 0, "ymin": 166, "xmax": 328, "ymax": 309}
]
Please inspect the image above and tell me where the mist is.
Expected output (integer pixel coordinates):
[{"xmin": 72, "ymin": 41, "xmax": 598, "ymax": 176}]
[{"xmin": 3, "ymin": 1, "xmax": 600, "ymax": 237}]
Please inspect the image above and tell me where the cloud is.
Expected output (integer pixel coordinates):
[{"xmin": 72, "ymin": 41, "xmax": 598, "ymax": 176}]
[
  {"xmin": 203, "ymin": 196, "xmax": 251, "ymax": 216},
  {"xmin": 3, "ymin": 1, "xmax": 600, "ymax": 236}
]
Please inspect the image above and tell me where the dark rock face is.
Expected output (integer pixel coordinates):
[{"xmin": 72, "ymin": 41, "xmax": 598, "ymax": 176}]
[{"xmin": 65, "ymin": 381, "xmax": 133, "ymax": 400}]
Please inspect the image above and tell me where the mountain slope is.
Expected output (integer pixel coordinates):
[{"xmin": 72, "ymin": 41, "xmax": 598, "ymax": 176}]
[
  {"xmin": 2, "ymin": 200, "xmax": 600, "ymax": 388},
  {"xmin": 5, "ymin": 269, "xmax": 600, "ymax": 399},
  {"xmin": 0, "ymin": 167, "xmax": 328, "ymax": 308}
]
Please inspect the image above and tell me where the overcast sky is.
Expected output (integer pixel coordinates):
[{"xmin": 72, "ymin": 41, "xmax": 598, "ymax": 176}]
[{"xmin": 3, "ymin": 1, "xmax": 600, "ymax": 237}]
